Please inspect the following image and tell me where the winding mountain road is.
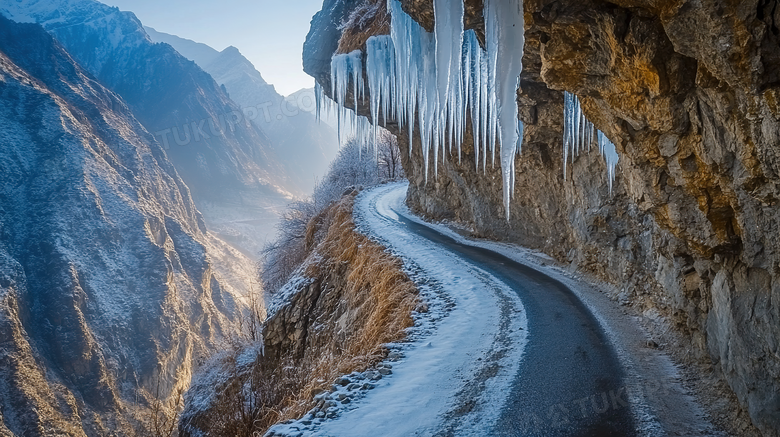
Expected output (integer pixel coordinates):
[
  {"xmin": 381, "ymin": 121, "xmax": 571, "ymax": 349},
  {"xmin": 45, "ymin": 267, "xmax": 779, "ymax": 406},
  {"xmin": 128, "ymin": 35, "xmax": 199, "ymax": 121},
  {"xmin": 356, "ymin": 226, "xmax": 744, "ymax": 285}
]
[
  {"xmin": 287, "ymin": 183, "xmax": 720, "ymax": 437},
  {"xmin": 388, "ymin": 195, "xmax": 636, "ymax": 436}
]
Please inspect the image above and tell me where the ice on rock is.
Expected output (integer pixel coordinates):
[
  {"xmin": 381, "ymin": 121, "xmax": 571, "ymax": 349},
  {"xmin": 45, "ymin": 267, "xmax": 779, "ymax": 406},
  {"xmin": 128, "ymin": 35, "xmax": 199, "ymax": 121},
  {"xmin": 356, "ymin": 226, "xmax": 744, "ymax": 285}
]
[
  {"xmin": 598, "ymin": 131, "xmax": 619, "ymax": 194},
  {"xmin": 366, "ymin": 35, "xmax": 395, "ymax": 157},
  {"xmin": 563, "ymin": 91, "xmax": 620, "ymax": 193},
  {"xmin": 324, "ymin": 51, "xmax": 371, "ymax": 154},
  {"xmin": 331, "ymin": 50, "xmax": 364, "ymax": 113}
]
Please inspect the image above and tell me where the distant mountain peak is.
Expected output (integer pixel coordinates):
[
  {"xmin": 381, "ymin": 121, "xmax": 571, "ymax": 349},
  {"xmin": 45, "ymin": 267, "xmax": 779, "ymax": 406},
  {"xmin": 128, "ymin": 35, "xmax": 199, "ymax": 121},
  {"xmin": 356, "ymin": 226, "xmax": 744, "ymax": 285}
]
[
  {"xmin": 144, "ymin": 27, "xmax": 339, "ymax": 194},
  {"xmin": 222, "ymin": 45, "xmax": 241, "ymax": 55},
  {"xmin": 143, "ymin": 25, "xmax": 220, "ymax": 67}
]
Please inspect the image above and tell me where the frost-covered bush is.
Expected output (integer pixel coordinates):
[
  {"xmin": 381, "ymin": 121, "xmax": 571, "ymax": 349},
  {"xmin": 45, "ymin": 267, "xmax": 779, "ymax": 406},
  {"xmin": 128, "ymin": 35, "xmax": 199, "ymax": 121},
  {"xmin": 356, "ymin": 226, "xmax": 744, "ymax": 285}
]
[
  {"xmin": 260, "ymin": 200, "xmax": 317, "ymax": 295},
  {"xmin": 313, "ymin": 139, "xmax": 379, "ymax": 205},
  {"xmin": 261, "ymin": 134, "xmax": 402, "ymax": 294}
]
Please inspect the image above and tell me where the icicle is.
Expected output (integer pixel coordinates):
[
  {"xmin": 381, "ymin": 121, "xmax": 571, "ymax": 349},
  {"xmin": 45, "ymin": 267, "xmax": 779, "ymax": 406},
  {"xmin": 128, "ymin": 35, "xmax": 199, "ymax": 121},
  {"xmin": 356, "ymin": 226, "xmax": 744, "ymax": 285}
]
[
  {"xmin": 479, "ymin": 51, "xmax": 489, "ymax": 172},
  {"xmin": 331, "ymin": 50, "xmax": 365, "ymax": 148},
  {"xmin": 563, "ymin": 91, "xmax": 571, "ymax": 180},
  {"xmin": 598, "ymin": 131, "xmax": 619, "ymax": 194},
  {"xmin": 486, "ymin": 0, "xmax": 525, "ymax": 220},
  {"xmin": 433, "ymin": 0, "xmax": 464, "ymax": 157},
  {"xmin": 563, "ymin": 91, "xmax": 621, "ymax": 193},
  {"xmin": 315, "ymin": 82, "xmax": 322, "ymax": 123},
  {"xmin": 418, "ymin": 29, "xmax": 438, "ymax": 181},
  {"xmin": 366, "ymin": 35, "xmax": 395, "ymax": 156},
  {"xmin": 465, "ymin": 31, "xmax": 482, "ymax": 171}
]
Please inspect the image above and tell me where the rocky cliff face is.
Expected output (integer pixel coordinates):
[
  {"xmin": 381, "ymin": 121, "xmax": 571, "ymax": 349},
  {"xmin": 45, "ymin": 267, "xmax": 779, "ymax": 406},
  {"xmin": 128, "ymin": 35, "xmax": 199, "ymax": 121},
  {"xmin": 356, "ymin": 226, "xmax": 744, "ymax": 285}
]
[
  {"xmin": 0, "ymin": 16, "xmax": 252, "ymax": 435},
  {"xmin": 304, "ymin": 0, "xmax": 780, "ymax": 435}
]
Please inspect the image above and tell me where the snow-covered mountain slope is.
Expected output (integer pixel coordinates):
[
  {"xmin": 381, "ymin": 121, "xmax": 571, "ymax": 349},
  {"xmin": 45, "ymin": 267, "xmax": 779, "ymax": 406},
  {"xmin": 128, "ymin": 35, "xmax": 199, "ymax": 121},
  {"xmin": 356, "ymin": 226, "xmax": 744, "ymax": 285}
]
[
  {"xmin": 0, "ymin": 0, "xmax": 294, "ymax": 201},
  {"xmin": 145, "ymin": 28, "xmax": 340, "ymax": 195},
  {"xmin": 0, "ymin": 16, "xmax": 256, "ymax": 435}
]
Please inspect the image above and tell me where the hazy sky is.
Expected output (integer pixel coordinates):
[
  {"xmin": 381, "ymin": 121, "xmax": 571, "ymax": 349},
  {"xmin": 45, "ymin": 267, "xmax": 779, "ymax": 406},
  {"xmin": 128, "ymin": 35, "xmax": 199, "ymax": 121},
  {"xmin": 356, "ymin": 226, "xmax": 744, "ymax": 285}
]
[{"xmin": 101, "ymin": 0, "xmax": 324, "ymax": 96}]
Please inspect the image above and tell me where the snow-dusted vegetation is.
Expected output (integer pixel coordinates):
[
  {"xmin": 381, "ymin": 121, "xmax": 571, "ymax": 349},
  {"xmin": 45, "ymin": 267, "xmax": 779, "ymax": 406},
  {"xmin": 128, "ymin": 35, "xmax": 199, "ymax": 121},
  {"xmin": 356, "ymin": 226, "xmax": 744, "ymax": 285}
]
[{"xmin": 261, "ymin": 133, "xmax": 403, "ymax": 295}]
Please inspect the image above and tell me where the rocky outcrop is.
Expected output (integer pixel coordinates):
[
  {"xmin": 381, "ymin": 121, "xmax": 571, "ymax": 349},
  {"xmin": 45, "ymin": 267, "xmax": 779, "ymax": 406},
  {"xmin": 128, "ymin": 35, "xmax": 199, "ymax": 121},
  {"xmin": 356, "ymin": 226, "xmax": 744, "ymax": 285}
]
[
  {"xmin": 304, "ymin": 0, "xmax": 780, "ymax": 435},
  {"xmin": 0, "ymin": 16, "xmax": 251, "ymax": 435}
]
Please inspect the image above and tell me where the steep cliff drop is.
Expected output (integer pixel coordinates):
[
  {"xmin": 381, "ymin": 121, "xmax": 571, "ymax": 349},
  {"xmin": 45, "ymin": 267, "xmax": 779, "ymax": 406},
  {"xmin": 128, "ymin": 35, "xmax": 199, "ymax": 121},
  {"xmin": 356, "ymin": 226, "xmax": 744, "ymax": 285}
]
[
  {"xmin": 303, "ymin": 0, "xmax": 780, "ymax": 436},
  {"xmin": 0, "ymin": 0, "xmax": 300, "ymax": 259},
  {"xmin": 178, "ymin": 192, "xmax": 420, "ymax": 437}
]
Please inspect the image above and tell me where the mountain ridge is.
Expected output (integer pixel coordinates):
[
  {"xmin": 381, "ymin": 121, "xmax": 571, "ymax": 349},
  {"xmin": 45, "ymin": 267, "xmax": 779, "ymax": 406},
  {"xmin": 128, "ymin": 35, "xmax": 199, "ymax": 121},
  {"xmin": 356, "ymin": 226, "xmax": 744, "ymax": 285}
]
[
  {"xmin": 144, "ymin": 26, "xmax": 339, "ymax": 195},
  {"xmin": 1, "ymin": 0, "xmax": 296, "ymax": 201}
]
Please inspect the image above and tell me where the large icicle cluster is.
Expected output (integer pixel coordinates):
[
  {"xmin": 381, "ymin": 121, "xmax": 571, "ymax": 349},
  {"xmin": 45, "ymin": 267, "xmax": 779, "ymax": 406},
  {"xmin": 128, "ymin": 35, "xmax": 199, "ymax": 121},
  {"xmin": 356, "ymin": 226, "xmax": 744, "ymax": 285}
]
[
  {"xmin": 323, "ymin": 1, "xmax": 618, "ymax": 216},
  {"xmin": 325, "ymin": 0, "xmax": 526, "ymax": 218},
  {"xmin": 563, "ymin": 91, "xmax": 620, "ymax": 193}
]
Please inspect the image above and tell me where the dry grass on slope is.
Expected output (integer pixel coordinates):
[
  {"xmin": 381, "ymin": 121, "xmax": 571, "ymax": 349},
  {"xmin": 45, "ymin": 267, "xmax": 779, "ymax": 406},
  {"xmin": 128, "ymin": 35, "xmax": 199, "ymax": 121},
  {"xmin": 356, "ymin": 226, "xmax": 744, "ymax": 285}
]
[
  {"xmin": 181, "ymin": 192, "xmax": 419, "ymax": 436},
  {"xmin": 315, "ymin": 193, "xmax": 418, "ymax": 356},
  {"xmin": 274, "ymin": 192, "xmax": 419, "ymax": 421}
]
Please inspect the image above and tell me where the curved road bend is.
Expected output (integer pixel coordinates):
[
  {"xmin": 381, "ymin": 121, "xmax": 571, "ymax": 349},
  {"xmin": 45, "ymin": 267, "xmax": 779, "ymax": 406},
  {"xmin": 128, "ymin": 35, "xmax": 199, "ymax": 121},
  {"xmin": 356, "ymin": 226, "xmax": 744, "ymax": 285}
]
[{"xmin": 387, "ymin": 206, "xmax": 637, "ymax": 437}]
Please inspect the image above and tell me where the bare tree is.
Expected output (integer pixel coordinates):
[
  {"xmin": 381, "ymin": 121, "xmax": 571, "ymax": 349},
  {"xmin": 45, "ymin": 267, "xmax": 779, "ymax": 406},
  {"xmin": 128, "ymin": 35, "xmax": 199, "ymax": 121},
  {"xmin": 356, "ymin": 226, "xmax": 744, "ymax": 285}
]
[
  {"xmin": 377, "ymin": 130, "xmax": 403, "ymax": 180},
  {"xmin": 147, "ymin": 375, "xmax": 184, "ymax": 437},
  {"xmin": 237, "ymin": 281, "xmax": 264, "ymax": 343}
]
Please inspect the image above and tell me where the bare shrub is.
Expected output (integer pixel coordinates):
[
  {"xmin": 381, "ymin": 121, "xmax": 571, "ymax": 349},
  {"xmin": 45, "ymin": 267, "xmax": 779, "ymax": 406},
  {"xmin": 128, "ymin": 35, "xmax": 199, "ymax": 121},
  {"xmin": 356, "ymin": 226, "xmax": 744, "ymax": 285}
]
[
  {"xmin": 236, "ymin": 282, "xmax": 265, "ymax": 343},
  {"xmin": 337, "ymin": 0, "xmax": 390, "ymax": 53},
  {"xmin": 139, "ymin": 373, "xmax": 184, "ymax": 437},
  {"xmin": 178, "ymin": 347, "xmax": 292, "ymax": 437},
  {"xmin": 261, "ymin": 135, "xmax": 397, "ymax": 295},
  {"xmin": 260, "ymin": 199, "xmax": 317, "ymax": 294}
]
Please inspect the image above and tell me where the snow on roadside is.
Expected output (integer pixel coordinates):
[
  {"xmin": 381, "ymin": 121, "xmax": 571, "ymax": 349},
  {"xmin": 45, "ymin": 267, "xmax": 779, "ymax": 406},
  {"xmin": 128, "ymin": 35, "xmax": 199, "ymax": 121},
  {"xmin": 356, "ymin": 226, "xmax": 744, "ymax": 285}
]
[{"xmin": 266, "ymin": 182, "xmax": 528, "ymax": 436}]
